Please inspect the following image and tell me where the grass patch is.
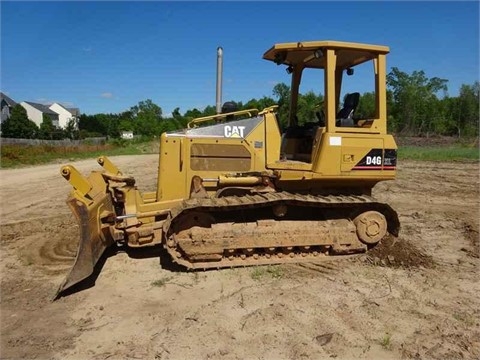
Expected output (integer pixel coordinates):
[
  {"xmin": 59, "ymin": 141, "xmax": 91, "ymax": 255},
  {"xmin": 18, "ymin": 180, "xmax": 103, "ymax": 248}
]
[
  {"xmin": 452, "ymin": 311, "xmax": 476, "ymax": 327},
  {"xmin": 398, "ymin": 145, "xmax": 479, "ymax": 161},
  {"xmin": 0, "ymin": 140, "xmax": 159, "ymax": 168},
  {"xmin": 379, "ymin": 333, "xmax": 392, "ymax": 350},
  {"xmin": 151, "ymin": 276, "xmax": 172, "ymax": 288},
  {"xmin": 251, "ymin": 265, "xmax": 284, "ymax": 280}
]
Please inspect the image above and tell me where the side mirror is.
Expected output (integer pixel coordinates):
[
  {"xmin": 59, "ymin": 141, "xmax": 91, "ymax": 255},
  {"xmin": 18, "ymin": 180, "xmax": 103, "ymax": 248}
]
[{"xmin": 346, "ymin": 68, "xmax": 354, "ymax": 76}]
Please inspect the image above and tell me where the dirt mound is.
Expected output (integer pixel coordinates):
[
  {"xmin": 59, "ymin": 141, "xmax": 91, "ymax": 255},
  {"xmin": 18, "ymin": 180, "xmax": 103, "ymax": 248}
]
[{"xmin": 361, "ymin": 235, "xmax": 436, "ymax": 269}]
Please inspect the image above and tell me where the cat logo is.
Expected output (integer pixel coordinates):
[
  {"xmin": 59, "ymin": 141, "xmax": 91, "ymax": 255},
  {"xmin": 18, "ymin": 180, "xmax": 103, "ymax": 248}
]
[{"xmin": 224, "ymin": 125, "xmax": 246, "ymax": 138}]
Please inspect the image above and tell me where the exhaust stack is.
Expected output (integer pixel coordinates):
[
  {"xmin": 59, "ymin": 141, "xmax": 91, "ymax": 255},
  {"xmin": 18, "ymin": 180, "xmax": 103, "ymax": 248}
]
[{"xmin": 216, "ymin": 47, "xmax": 223, "ymax": 114}]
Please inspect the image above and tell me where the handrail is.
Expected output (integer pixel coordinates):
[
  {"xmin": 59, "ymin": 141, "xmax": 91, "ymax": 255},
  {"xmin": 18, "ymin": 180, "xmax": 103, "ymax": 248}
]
[
  {"xmin": 187, "ymin": 108, "xmax": 259, "ymax": 129},
  {"xmin": 258, "ymin": 105, "xmax": 279, "ymax": 115}
]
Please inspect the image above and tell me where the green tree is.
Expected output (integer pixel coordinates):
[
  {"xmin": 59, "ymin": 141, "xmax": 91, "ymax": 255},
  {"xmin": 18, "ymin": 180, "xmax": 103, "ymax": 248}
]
[
  {"xmin": 39, "ymin": 114, "xmax": 56, "ymax": 139},
  {"xmin": 64, "ymin": 118, "xmax": 79, "ymax": 140},
  {"xmin": 172, "ymin": 107, "xmax": 182, "ymax": 119},
  {"xmin": 243, "ymin": 96, "xmax": 276, "ymax": 112},
  {"xmin": 184, "ymin": 108, "xmax": 202, "ymax": 120},
  {"xmin": 455, "ymin": 82, "xmax": 479, "ymax": 136},
  {"xmin": 386, "ymin": 89, "xmax": 397, "ymax": 132},
  {"xmin": 272, "ymin": 82, "xmax": 291, "ymax": 129},
  {"xmin": 201, "ymin": 105, "xmax": 217, "ymax": 117},
  {"xmin": 0, "ymin": 104, "xmax": 39, "ymax": 138},
  {"xmin": 131, "ymin": 99, "xmax": 162, "ymax": 136},
  {"xmin": 117, "ymin": 111, "xmax": 132, "ymax": 130},
  {"xmin": 387, "ymin": 67, "xmax": 448, "ymax": 135},
  {"xmin": 78, "ymin": 114, "xmax": 106, "ymax": 137},
  {"xmin": 356, "ymin": 92, "xmax": 376, "ymax": 119},
  {"xmin": 169, "ymin": 107, "xmax": 190, "ymax": 128},
  {"xmin": 272, "ymin": 83, "xmax": 324, "ymax": 128},
  {"xmin": 296, "ymin": 91, "xmax": 323, "ymax": 125},
  {"xmin": 438, "ymin": 83, "xmax": 480, "ymax": 137},
  {"xmin": 96, "ymin": 113, "xmax": 116, "ymax": 138}
]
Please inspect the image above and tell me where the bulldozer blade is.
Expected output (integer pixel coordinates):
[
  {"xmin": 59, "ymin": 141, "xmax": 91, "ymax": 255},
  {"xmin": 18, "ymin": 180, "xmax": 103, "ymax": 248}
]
[{"xmin": 55, "ymin": 192, "xmax": 114, "ymax": 298}]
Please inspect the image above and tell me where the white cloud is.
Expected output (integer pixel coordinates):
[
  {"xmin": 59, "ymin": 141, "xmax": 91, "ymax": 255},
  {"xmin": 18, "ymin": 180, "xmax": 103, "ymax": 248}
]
[
  {"xmin": 82, "ymin": 46, "xmax": 92, "ymax": 52},
  {"xmin": 100, "ymin": 92, "xmax": 114, "ymax": 99}
]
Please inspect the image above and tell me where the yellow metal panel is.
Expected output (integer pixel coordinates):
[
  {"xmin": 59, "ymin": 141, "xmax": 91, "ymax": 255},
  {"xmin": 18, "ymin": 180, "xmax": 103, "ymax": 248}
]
[
  {"xmin": 157, "ymin": 134, "xmax": 187, "ymax": 201},
  {"xmin": 191, "ymin": 143, "xmax": 250, "ymax": 157},
  {"xmin": 138, "ymin": 198, "xmax": 183, "ymax": 213},
  {"xmin": 383, "ymin": 135, "xmax": 398, "ymax": 149},
  {"xmin": 264, "ymin": 40, "xmax": 390, "ymax": 55},
  {"xmin": 243, "ymin": 118, "xmax": 267, "ymax": 170},
  {"xmin": 376, "ymin": 54, "xmax": 387, "ymax": 133},
  {"xmin": 340, "ymin": 137, "xmax": 384, "ymax": 172},
  {"xmin": 312, "ymin": 134, "xmax": 342, "ymax": 175},
  {"xmin": 263, "ymin": 41, "xmax": 389, "ymax": 69},
  {"xmin": 191, "ymin": 157, "xmax": 251, "ymax": 172},
  {"xmin": 264, "ymin": 112, "xmax": 281, "ymax": 165},
  {"xmin": 270, "ymin": 161, "xmax": 312, "ymax": 171},
  {"xmin": 334, "ymin": 125, "xmax": 381, "ymax": 134},
  {"xmin": 325, "ymin": 49, "xmax": 337, "ymax": 131}
]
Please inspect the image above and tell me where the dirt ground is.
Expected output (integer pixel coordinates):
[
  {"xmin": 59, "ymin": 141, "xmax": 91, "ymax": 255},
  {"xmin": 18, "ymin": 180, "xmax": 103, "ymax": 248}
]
[{"xmin": 1, "ymin": 154, "xmax": 479, "ymax": 360}]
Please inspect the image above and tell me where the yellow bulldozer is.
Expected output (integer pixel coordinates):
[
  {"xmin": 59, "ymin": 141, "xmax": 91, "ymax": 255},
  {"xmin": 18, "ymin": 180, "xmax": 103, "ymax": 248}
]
[{"xmin": 58, "ymin": 40, "xmax": 400, "ymax": 296}]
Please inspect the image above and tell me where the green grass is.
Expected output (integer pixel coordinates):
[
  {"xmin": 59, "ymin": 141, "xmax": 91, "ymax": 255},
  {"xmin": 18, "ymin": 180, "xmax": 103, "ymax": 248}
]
[
  {"xmin": 0, "ymin": 140, "xmax": 159, "ymax": 168},
  {"xmin": 379, "ymin": 333, "xmax": 392, "ymax": 350},
  {"xmin": 398, "ymin": 145, "xmax": 479, "ymax": 161},
  {"xmin": 251, "ymin": 265, "xmax": 284, "ymax": 280},
  {"xmin": 151, "ymin": 276, "xmax": 172, "ymax": 288},
  {"xmin": 452, "ymin": 311, "xmax": 476, "ymax": 327}
]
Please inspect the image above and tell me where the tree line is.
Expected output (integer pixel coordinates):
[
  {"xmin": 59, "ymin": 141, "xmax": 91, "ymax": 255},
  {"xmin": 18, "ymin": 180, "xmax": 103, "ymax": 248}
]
[{"xmin": 1, "ymin": 67, "xmax": 478, "ymax": 140}]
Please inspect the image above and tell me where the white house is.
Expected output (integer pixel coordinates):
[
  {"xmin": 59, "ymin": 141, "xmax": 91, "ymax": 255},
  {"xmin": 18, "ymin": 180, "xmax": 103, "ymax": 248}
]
[
  {"xmin": 121, "ymin": 131, "xmax": 134, "ymax": 139},
  {"xmin": 1, "ymin": 92, "xmax": 17, "ymax": 123},
  {"xmin": 49, "ymin": 103, "xmax": 80, "ymax": 129},
  {"xmin": 20, "ymin": 101, "xmax": 60, "ymax": 128}
]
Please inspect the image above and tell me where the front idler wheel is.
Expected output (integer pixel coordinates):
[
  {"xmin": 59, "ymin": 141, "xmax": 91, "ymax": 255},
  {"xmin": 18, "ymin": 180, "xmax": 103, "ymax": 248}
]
[{"xmin": 353, "ymin": 211, "xmax": 387, "ymax": 245}]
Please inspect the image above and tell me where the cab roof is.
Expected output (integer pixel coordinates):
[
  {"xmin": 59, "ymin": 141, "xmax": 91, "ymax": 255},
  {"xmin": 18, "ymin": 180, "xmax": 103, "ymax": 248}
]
[{"xmin": 262, "ymin": 40, "xmax": 390, "ymax": 70}]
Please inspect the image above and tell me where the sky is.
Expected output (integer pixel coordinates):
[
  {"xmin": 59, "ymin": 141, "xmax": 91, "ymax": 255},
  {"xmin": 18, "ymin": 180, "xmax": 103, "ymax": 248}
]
[{"xmin": 1, "ymin": 1, "xmax": 479, "ymax": 116}]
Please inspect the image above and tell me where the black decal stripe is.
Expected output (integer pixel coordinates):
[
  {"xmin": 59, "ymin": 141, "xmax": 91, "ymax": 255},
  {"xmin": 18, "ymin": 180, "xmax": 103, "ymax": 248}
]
[
  {"xmin": 352, "ymin": 166, "xmax": 397, "ymax": 170},
  {"xmin": 352, "ymin": 166, "xmax": 383, "ymax": 170}
]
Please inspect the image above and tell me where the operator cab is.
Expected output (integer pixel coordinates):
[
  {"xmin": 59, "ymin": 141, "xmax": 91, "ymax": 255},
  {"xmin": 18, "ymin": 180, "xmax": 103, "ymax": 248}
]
[{"xmin": 263, "ymin": 41, "xmax": 389, "ymax": 163}]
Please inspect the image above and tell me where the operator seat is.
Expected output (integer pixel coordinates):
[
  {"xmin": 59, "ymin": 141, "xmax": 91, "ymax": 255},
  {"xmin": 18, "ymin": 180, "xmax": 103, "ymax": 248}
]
[{"xmin": 336, "ymin": 92, "xmax": 360, "ymax": 127}]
